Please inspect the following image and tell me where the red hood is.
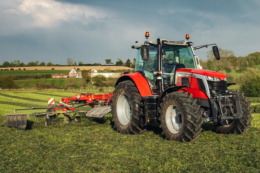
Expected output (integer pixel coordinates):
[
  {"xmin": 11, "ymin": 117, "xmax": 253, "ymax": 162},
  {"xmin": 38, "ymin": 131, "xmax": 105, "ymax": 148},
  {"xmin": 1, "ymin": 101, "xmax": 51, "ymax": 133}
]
[{"xmin": 176, "ymin": 68, "xmax": 227, "ymax": 80}]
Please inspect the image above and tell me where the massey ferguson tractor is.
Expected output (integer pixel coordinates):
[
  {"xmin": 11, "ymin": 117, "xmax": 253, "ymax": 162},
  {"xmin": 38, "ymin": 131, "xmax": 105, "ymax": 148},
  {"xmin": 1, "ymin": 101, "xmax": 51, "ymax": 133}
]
[
  {"xmin": 7, "ymin": 32, "xmax": 252, "ymax": 142},
  {"xmin": 111, "ymin": 32, "xmax": 252, "ymax": 142}
]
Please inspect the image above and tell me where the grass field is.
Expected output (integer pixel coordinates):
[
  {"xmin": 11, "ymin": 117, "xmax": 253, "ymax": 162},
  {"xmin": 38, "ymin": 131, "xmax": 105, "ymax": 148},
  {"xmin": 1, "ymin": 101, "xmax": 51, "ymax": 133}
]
[
  {"xmin": 0, "ymin": 70, "xmax": 69, "ymax": 76},
  {"xmin": 0, "ymin": 90, "xmax": 260, "ymax": 172},
  {"xmin": 15, "ymin": 78, "xmax": 75, "ymax": 88}
]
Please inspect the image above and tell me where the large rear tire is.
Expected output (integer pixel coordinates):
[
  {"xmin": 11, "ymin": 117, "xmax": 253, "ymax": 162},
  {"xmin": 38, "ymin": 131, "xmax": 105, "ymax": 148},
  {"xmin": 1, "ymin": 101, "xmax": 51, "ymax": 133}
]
[
  {"xmin": 159, "ymin": 92, "xmax": 203, "ymax": 142},
  {"xmin": 216, "ymin": 90, "xmax": 252, "ymax": 134},
  {"xmin": 112, "ymin": 81, "xmax": 144, "ymax": 134}
]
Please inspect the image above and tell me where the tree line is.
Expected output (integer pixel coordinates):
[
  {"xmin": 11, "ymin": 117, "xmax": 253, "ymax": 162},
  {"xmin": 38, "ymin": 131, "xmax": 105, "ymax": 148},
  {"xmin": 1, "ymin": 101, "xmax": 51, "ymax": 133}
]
[
  {"xmin": 1, "ymin": 60, "xmax": 58, "ymax": 67},
  {"xmin": 200, "ymin": 49, "xmax": 260, "ymax": 73},
  {"xmin": 1, "ymin": 57, "xmax": 137, "ymax": 68}
]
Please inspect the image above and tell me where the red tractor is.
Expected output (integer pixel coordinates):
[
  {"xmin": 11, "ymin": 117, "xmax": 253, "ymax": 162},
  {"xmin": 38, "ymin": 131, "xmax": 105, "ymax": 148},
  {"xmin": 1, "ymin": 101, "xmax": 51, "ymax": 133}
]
[{"xmin": 111, "ymin": 32, "xmax": 252, "ymax": 142}]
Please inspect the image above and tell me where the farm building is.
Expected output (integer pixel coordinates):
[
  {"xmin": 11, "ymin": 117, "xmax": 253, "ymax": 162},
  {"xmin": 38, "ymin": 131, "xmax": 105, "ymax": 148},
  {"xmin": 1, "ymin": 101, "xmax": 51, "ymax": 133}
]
[
  {"xmin": 69, "ymin": 68, "xmax": 82, "ymax": 78},
  {"xmin": 90, "ymin": 72, "xmax": 121, "ymax": 78},
  {"xmin": 51, "ymin": 74, "xmax": 68, "ymax": 78},
  {"xmin": 91, "ymin": 69, "xmax": 98, "ymax": 73}
]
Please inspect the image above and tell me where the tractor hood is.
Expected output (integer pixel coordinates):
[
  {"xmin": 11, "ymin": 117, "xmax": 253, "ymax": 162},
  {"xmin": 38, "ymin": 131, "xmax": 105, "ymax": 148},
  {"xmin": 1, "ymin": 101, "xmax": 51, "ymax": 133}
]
[{"xmin": 176, "ymin": 68, "xmax": 227, "ymax": 80}]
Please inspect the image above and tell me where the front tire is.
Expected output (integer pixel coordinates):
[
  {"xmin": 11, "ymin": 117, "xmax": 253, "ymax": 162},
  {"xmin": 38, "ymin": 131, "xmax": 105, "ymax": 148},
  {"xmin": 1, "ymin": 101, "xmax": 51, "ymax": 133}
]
[
  {"xmin": 112, "ymin": 81, "xmax": 144, "ymax": 134},
  {"xmin": 160, "ymin": 92, "xmax": 203, "ymax": 142},
  {"xmin": 216, "ymin": 91, "xmax": 252, "ymax": 134}
]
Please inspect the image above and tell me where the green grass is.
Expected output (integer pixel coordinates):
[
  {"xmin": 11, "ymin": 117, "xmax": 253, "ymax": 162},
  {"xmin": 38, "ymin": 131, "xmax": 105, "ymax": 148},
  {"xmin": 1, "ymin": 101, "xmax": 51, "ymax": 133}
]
[
  {"xmin": 0, "ymin": 91, "xmax": 260, "ymax": 172},
  {"xmin": 15, "ymin": 78, "xmax": 67, "ymax": 88},
  {"xmin": 256, "ymin": 64, "xmax": 260, "ymax": 69},
  {"xmin": 15, "ymin": 78, "xmax": 87, "ymax": 88},
  {"xmin": 0, "ymin": 70, "xmax": 69, "ymax": 76}
]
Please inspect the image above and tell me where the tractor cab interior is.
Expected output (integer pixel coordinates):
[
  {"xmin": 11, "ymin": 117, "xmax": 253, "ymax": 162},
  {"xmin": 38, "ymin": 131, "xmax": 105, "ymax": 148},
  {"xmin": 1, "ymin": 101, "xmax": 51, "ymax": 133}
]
[{"xmin": 135, "ymin": 45, "xmax": 196, "ymax": 92}]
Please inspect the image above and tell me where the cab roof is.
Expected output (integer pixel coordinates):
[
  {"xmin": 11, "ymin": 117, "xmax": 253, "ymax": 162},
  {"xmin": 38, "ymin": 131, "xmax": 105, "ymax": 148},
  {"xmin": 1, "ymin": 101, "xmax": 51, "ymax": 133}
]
[{"xmin": 132, "ymin": 39, "xmax": 193, "ymax": 49}]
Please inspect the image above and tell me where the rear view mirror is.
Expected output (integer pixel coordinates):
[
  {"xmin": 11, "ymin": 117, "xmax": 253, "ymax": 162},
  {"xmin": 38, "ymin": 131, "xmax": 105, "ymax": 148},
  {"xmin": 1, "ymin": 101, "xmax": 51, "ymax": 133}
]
[
  {"xmin": 212, "ymin": 46, "xmax": 220, "ymax": 60},
  {"xmin": 141, "ymin": 45, "xmax": 149, "ymax": 61}
]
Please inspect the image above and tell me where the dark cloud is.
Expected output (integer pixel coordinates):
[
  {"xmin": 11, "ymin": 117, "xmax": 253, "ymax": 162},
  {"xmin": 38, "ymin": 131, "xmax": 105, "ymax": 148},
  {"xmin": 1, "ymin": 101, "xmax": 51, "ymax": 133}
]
[{"xmin": 0, "ymin": 0, "xmax": 259, "ymax": 65}]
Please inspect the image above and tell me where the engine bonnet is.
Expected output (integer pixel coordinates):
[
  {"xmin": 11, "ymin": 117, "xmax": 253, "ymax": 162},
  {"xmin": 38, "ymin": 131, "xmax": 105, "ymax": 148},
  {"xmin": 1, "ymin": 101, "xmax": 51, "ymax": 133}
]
[{"xmin": 176, "ymin": 68, "xmax": 227, "ymax": 80}]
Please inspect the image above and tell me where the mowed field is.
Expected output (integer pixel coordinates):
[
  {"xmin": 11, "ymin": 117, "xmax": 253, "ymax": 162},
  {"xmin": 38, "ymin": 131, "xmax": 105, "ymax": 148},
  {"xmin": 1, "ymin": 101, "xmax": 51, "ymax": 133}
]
[
  {"xmin": 0, "ymin": 66, "xmax": 133, "ymax": 71},
  {"xmin": 0, "ymin": 90, "xmax": 260, "ymax": 172}
]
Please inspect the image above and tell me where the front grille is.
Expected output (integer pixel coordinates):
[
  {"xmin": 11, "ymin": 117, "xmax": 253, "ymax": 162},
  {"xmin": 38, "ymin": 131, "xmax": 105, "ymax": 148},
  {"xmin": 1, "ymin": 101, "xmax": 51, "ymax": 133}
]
[{"xmin": 207, "ymin": 81, "xmax": 227, "ymax": 92}]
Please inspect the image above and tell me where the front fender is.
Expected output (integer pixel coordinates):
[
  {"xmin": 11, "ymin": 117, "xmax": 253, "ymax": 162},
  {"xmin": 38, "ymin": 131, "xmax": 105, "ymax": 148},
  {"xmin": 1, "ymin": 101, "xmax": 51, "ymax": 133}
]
[{"xmin": 115, "ymin": 72, "xmax": 152, "ymax": 97}]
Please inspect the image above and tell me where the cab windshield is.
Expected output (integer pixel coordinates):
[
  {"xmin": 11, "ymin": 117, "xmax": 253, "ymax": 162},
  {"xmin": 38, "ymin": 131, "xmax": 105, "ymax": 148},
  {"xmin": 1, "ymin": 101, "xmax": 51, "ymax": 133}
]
[
  {"xmin": 135, "ymin": 45, "xmax": 196, "ymax": 88},
  {"xmin": 162, "ymin": 45, "xmax": 196, "ymax": 69}
]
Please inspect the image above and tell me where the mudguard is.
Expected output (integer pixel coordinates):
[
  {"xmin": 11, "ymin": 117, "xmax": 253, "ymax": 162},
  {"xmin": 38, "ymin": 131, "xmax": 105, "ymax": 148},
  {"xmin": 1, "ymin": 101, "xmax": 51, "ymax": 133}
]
[{"xmin": 115, "ymin": 72, "xmax": 153, "ymax": 97}]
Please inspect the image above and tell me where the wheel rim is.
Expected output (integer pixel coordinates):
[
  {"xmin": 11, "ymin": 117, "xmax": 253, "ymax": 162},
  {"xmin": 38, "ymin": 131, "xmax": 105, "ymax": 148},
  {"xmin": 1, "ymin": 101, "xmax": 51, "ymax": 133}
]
[
  {"xmin": 117, "ymin": 94, "xmax": 132, "ymax": 125},
  {"xmin": 165, "ymin": 104, "xmax": 182, "ymax": 134}
]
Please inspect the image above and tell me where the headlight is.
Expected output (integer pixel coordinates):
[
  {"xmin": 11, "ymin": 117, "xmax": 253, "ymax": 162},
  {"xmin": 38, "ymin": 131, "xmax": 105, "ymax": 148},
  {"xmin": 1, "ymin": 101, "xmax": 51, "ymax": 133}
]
[
  {"xmin": 224, "ymin": 78, "xmax": 227, "ymax": 81},
  {"xmin": 206, "ymin": 76, "xmax": 220, "ymax": 81}
]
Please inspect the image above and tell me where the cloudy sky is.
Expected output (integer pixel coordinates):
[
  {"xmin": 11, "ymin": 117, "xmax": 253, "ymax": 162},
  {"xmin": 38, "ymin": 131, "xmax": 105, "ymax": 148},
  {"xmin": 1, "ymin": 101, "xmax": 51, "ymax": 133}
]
[{"xmin": 0, "ymin": 0, "xmax": 260, "ymax": 65}]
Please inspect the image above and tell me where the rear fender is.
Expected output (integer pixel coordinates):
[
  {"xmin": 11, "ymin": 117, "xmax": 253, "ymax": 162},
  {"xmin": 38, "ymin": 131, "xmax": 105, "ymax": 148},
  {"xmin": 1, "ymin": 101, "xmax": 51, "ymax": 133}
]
[{"xmin": 115, "ymin": 72, "xmax": 152, "ymax": 97}]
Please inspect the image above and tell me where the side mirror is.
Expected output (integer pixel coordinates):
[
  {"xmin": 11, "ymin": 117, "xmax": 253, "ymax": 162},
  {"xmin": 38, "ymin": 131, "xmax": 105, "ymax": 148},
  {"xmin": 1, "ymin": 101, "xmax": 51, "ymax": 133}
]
[
  {"xmin": 141, "ymin": 45, "xmax": 149, "ymax": 61},
  {"xmin": 212, "ymin": 46, "xmax": 220, "ymax": 60}
]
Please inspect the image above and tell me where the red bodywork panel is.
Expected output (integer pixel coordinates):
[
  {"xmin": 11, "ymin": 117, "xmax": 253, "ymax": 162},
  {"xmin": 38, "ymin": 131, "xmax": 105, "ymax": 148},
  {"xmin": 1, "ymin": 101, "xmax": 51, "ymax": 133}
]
[
  {"xmin": 176, "ymin": 68, "xmax": 227, "ymax": 80},
  {"xmin": 176, "ymin": 76, "xmax": 208, "ymax": 99},
  {"xmin": 117, "ymin": 72, "xmax": 153, "ymax": 97}
]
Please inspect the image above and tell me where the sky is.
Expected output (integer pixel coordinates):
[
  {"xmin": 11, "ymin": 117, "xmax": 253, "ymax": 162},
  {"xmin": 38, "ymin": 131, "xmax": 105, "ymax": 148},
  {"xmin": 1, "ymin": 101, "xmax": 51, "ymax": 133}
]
[{"xmin": 0, "ymin": 0, "xmax": 260, "ymax": 65}]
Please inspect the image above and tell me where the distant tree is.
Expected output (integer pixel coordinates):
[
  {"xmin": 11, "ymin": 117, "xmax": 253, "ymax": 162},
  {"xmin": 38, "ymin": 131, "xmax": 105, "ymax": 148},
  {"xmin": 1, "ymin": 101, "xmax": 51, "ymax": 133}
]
[
  {"xmin": 0, "ymin": 76, "xmax": 19, "ymax": 89},
  {"xmin": 207, "ymin": 48, "xmax": 234, "ymax": 60},
  {"xmin": 238, "ymin": 56, "xmax": 248, "ymax": 71},
  {"xmin": 199, "ymin": 59, "xmax": 207, "ymax": 69},
  {"xmin": 10, "ymin": 62, "xmax": 15, "ymax": 67},
  {"xmin": 125, "ymin": 59, "xmax": 131, "ymax": 67},
  {"xmin": 78, "ymin": 61, "xmax": 83, "ymax": 65},
  {"xmin": 13, "ymin": 60, "xmax": 20, "ymax": 67},
  {"xmin": 92, "ymin": 75, "xmax": 106, "ymax": 87},
  {"xmin": 20, "ymin": 62, "xmax": 26, "ymax": 67},
  {"xmin": 131, "ymin": 58, "xmax": 136, "ymax": 68},
  {"xmin": 2, "ymin": 61, "xmax": 10, "ymax": 67},
  {"xmin": 93, "ymin": 62, "xmax": 101, "ymax": 66},
  {"xmin": 74, "ymin": 61, "xmax": 77, "ymax": 66},
  {"xmin": 39, "ymin": 62, "xmax": 46, "ymax": 66},
  {"xmin": 207, "ymin": 60, "xmax": 214, "ymax": 70},
  {"xmin": 82, "ymin": 70, "xmax": 91, "ymax": 83},
  {"xmin": 67, "ymin": 58, "xmax": 73, "ymax": 65},
  {"xmin": 27, "ymin": 62, "xmax": 37, "ymax": 66},
  {"xmin": 249, "ymin": 60, "xmax": 256, "ymax": 68},
  {"xmin": 47, "ymin": 62, "xmax": 53, "ymax": 66},
  {"xmin": 227, "ymin": 55, "xmax": 238, "ymax": 70},
  {"xmin": 66, "ymin": 78, "xmax": 76, "ymax": 89},
  {"xmin": 105, "ymin": 59, "xmax": 111, "ymax": 64},
  {"xmin": 116, "ymin": 58, "xmax": 123, "ymax": 66},
  {"xmin": 35, "ymin": 61, "xmax": 39, "ymax": 66},
  {"xmin": 248, "ymin": 52, "xmax": 260, "ymax": 65}
]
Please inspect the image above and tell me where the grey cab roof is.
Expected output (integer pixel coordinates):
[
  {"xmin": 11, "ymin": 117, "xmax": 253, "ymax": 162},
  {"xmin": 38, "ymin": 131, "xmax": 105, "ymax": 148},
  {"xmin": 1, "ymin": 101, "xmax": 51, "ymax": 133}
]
[{"xmin": 132, "ymin": 39, "xmax": 193, "ymax": 49}]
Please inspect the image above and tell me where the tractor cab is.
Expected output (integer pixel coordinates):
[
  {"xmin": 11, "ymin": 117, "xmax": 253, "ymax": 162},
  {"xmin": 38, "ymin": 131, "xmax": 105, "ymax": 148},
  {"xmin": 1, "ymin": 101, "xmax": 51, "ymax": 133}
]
[{"xmin": 132, "ymin": 32, "xmax": 220, "ymax": 95}]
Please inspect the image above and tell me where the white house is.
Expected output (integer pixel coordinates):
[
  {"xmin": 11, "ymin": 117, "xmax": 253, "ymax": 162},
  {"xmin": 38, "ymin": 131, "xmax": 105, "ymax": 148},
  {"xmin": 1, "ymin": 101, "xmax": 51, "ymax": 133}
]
[
  {"xmin": 69, "ymin": 68, "xmax": 82, "ymax": 78},
  {"xmin": 91, "ymin": 69, "xmax": 98, "ymax": 73}
]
